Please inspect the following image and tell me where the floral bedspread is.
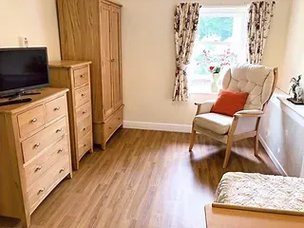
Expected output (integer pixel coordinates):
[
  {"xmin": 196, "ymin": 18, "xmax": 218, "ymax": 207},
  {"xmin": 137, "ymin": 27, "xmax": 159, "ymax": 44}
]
[{"xmin": 215, "ymin": 172, "xmax": 304, "ymax": 212}]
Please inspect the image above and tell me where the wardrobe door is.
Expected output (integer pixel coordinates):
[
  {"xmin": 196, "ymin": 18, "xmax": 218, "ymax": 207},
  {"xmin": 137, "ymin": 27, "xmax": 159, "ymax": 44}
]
[
  {"xmin": 110, "ymin": 6, "xmax": 123, "ymax": 110},
  {"xmin": 100, "ymin": 2, "xmax": 114, "ymax": 119}
]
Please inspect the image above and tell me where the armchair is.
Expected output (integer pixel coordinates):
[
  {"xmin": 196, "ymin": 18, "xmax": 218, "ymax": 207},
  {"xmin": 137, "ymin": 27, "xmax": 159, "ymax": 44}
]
[{"xmin": 189, "ymin": 64, "xmax": 278, "ymax": 168}]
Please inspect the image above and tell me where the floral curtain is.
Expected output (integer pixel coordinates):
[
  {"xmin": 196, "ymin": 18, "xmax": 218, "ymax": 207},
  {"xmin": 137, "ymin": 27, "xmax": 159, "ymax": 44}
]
[
  {"xmin": 248, "ymin": 1, "xmax": 275, "ymax": 64},
  {"xmin": 173, "ymin": 3, "xmax": 201, "ymax": 101}
]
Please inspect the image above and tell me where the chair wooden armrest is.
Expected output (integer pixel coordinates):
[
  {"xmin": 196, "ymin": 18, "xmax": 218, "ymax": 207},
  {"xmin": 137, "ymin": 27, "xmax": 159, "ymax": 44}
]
[
  {"xmin": 194, "ymin": 100, "xmax": 216, "ymax": 115},
  {"xmin": 234, "ymin": 110, "xmax": 264, "ymax": 118}
]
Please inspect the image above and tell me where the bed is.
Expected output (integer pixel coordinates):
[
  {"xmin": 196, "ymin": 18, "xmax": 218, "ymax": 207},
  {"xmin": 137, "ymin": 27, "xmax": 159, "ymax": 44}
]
[{"xmin": 214, "ymin": 172, "xmax": 304, "ymax": 215}]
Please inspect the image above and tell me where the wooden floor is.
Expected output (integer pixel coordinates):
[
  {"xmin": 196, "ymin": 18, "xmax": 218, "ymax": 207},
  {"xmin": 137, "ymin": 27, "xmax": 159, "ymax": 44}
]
[{"xmin": 31, "ymin": 129, "xmax": 278, "ymax": 228}]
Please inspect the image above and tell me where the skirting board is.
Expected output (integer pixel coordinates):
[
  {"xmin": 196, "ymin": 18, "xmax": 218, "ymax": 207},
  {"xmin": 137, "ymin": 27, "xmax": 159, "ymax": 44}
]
[
  {"xmin": 123, "ymin": 121, "xmax": 192, "ymax": 133},
  {"xmin": 259, "ymin": 134, "xmax": 288, "ymax": 176}
]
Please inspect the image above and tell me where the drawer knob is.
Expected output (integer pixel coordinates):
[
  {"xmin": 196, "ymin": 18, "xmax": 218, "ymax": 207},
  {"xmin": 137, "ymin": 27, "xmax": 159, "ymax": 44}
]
[
  {"xmin": 83, "ymin": 144, "xmax": 87, "ymax": 147},
  {"xmin": 83, "ymin": 127, "xmax": 86, "ymax": 131},
  {"xmin": 33, "ymin": 143, "xmax": 40, "ymax": 149},
  {"xmin": 59, "ymin": 168, "xmax": 65, "ymax": 173},
  {"xmin": 30, "ymin": 118, "xmax": 37, "ymax": 123},
  {"xmin": 54, "ymin": 107, "xmax": 61, "ymax": 111},
  {"xmin": 56, "ymin": 128, "xmax": 63, "ymax": 133},
  {"xmin": 81, "ymin": 93, "xmax": 85, "ymax": 97},
  {"xmin": 82, "ymin": 111, "xmax": 87, "ymax": 115},
  {"xmin": 37, "ymin": 188, "xmax": 45, "ymax": 195},
  {"xmin": 80, "ymin": 74, "xmax": 84, "ymax": 78},
  {"xmin": 57, "ymin": 148, "xmax": 63, "ymax": 154},
  {"xmin": 111, "ymin": 59, "xmax": 115, "ymax": 62},
  {"xmin": 34, "ymin": 166, "xmax": 42, "ymax": 173}
]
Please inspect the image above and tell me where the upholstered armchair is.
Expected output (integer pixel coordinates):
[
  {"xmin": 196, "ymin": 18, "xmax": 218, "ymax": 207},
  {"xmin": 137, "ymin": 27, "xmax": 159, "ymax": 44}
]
[{"xmin": 189, "ymin": 64, "xmax": 278, "ymax": 168}]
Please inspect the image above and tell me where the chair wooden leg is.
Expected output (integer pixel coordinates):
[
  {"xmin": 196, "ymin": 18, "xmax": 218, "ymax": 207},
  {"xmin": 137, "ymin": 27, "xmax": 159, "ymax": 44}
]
[
  {"xmin": 189, "ymin": 129, "xmax": 196, "ymax": 152},
  {"xmin": 223, "ymin": 137, "xmax": 233, "ymax": 168},
  {"xmin": 254, "ymin": 135, "xmax": 259, "ymax": 156}
]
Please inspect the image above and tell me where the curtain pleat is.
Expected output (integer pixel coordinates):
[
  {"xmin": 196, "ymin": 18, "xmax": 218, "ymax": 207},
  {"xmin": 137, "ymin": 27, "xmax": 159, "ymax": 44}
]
[
  {"xmin": 247, "ymin": 1, "xmax": 275, "ymax": 64},
  {"xmin": 173, "ymin": 3, "xmax": 201, "ymax": 102}
]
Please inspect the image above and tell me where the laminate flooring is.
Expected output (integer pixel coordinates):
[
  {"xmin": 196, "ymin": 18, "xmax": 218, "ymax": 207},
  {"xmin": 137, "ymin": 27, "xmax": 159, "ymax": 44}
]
[{"xmin": 31, "ymin": 129, "xmax": 278, "ymax": 228}]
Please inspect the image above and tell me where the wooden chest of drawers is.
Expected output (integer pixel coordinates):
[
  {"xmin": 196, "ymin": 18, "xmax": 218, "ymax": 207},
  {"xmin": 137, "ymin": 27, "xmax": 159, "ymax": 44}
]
[
  {"xmin": 0, "ymin": 88, "xmax": 72, "ymax": 227},
  {"xmin": 49, "ymin": 61, "xmax": 93, "ymax": 170}
]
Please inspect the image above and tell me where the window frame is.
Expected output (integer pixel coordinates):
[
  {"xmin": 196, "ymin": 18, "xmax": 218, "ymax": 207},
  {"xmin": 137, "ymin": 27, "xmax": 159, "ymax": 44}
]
[{"xmin": 188, "ymin": 6, "xmax": 248, "ymax": 95}]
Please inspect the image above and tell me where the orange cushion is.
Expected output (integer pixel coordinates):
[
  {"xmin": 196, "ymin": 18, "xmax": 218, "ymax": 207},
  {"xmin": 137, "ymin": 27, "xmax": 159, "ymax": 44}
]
[{"xmin": 211, "ymin": 90, "xmax": 249, "ymax": 117}]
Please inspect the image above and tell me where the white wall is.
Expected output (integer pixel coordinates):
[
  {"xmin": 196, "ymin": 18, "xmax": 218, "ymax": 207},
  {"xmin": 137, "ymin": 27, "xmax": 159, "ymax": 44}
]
[
  {"xmin": 118, "ymin": 0, "xmax": 291, "ymax": 126},
  {"xmin": 259, "ymin": 0, "xmax": 304, "ymax": 177},
  {"xmin": 0, "ymin": 0, "xmax": 61, "ymax": 61},
  {"xmin": 277, "ymin": 0, "xmax": 304, "ymax": 93},
  {"xmin": 260, "ymin": 90, "xmax": 304, "ymax": 177},
  {"xmin": 0, "ymin": 0, "xmax": 291, "ymax": 126}
]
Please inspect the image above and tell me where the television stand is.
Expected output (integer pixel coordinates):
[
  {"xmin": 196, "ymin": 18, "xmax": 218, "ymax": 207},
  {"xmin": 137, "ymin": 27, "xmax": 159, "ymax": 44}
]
[{"xmin": 0, "ymin": 91, "xmax": 41, "ymax": 100}]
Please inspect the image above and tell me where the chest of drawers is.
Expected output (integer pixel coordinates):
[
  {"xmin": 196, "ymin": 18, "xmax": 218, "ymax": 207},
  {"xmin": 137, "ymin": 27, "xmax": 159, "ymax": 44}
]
[
  {"xmin": 49, "ymin": 61, "xmax": 93, "ymax": 170},
  {"xmin": 0, "ymin": 88, "xmax": 72, "ymax": 227}
]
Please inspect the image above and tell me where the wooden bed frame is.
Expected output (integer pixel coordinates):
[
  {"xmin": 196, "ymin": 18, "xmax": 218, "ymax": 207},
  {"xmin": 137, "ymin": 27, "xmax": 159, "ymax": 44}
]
[
  {"xmin": 212, "ymin": 202, "xmax": 304, "ymax": 216},
  {"xmin": 205, "ymin": 204, "xmax": 304, "ymax": 228}
]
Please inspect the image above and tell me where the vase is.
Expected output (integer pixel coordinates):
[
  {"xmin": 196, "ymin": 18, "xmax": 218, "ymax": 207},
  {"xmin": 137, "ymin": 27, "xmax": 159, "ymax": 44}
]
[{"xmin": 211, "ymin": 73, "xmax": 220, "ymax": 93}]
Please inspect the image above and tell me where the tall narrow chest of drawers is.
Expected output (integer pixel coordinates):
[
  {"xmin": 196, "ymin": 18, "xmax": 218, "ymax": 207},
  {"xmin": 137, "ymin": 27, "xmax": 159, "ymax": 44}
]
[
  {"xmin": 49, "ymin": 61, "xmax": 93, "ymax": 170},
  {"xmin": 0, "ymin": 88, "xmax": 72, "ymax": 227}
]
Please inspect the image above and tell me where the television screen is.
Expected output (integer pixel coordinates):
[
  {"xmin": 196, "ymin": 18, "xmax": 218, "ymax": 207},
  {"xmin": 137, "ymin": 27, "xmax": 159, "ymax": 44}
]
[{"xmin": 0, "ymin": 47, "xmax": 49, "ymax": 95}]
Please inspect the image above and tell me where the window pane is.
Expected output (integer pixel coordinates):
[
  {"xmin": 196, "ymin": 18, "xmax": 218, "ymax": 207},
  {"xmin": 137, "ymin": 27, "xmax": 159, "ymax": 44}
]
[
  {"xmin": 197, "ymin": 17, "xmax": 234, "ymax": 42},
  {"xmin": 188, "ymin": 8, "xmax": 248, "ymax": 94}
]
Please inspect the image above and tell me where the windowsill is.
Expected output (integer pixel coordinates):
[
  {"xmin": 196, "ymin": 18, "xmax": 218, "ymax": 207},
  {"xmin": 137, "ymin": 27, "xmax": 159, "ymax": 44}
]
[
  {"xmin": 188, "ymin": 77, "xmax": 221, "ymax": 95},
  {"xmin": 189, "ymin": 91, "xmax": 218, "ymax": 95}
]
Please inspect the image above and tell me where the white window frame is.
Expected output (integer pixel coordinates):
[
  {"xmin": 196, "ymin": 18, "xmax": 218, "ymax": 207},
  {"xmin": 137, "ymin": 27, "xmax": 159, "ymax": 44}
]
[{"xmin": 188, "ymin": 7, "xmax": 248, "ymax": 94}]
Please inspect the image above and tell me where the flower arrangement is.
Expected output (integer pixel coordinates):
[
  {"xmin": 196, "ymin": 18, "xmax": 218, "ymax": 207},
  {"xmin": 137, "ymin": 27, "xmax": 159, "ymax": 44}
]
[
  {"xmin": 202, "ymin": 48, "xmax": 237, "ymax": 75},
  {"xmin": 209, "ymin": 66, "xmax": 221, "ymax": 74}
]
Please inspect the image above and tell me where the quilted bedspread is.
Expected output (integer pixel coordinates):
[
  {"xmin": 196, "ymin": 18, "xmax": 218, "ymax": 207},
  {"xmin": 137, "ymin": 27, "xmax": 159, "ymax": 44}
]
[{"xmin": 215, "ymin": 172, "xmax": 304, "ymax": 212}]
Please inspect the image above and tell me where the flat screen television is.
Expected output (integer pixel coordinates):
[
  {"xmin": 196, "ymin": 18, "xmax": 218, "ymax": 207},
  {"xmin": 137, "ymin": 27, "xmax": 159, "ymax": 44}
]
[{"xmin": 0, "ymin": 47, "xmax": 49, "ymax": 96}]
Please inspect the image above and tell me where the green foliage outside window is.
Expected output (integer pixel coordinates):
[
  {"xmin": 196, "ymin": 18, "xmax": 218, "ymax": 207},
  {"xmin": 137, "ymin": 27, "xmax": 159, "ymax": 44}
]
[
  {"xmin": 191, "ymin": 16, "xmax": 237, "ymax": 76},
  {"xmin": 197, "ymin": 17, "xmax": 234, "ymax": 41}
]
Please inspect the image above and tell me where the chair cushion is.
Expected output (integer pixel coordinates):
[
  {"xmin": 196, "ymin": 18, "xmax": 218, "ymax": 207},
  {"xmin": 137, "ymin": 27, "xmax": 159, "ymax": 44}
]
[
  {"xmin": 222, "ymin": 64, "xmax": 275, "ymax": 110},
  {"xmin": 194, "ymin": 113, "xmax": 233, "ymax": 135},
  {"xmin": 211, "ymin": 90, "xmax": 249, "ymax": 116}
]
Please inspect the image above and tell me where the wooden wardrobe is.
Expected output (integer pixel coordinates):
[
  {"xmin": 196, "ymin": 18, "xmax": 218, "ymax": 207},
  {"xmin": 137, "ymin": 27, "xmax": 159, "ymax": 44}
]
[{"xmin": 56, "ymin": 0, "xmax": 123, "ymax": 149}]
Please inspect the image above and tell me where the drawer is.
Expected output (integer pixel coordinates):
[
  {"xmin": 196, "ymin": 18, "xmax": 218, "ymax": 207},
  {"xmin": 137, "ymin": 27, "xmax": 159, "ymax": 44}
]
[
  {"xmin": 104, "ymin": 108, "xmax": 123, "ymax": 141},
  {"xmin": 77, "ymin": 115, "xmax": 92, "ymax": 139},
  {"xmin": 26, "ymin": 158, "xmax": 69, "ymax": 213},
  {"xmin": 78, "ymin": 132, "xmax": 92, "ymax": 158},
  {"xmin": 45, "ymin": 96, "xmax": 67, "ymax": 123},
  {"xmin": 74, "ymin": 85, "xmax": 90, "ymax": 108},
  {"xmin": 22, "ymin": 118, "xmax": 67, "ymax": 163},
  {"xmin": 18, "ymin": 105, "xmax": 45, "ymax": 138},
  {"xmin": 24, "ymin": 137, "xmax": 69, "ymax": 189},
  {"xmin": 75, "ymin": 102, "xmax": 91, "ymax": 123},
  {"xmin": 73, "ymin": 66, "xmax": 89, "ymax": 88}
]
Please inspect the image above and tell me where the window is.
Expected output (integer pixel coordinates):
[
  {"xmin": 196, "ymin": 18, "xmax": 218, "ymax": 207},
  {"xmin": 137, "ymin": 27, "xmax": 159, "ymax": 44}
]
[{"xmin": 188, "ymin": 7, "xmax": 248, "ymax": 94}]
